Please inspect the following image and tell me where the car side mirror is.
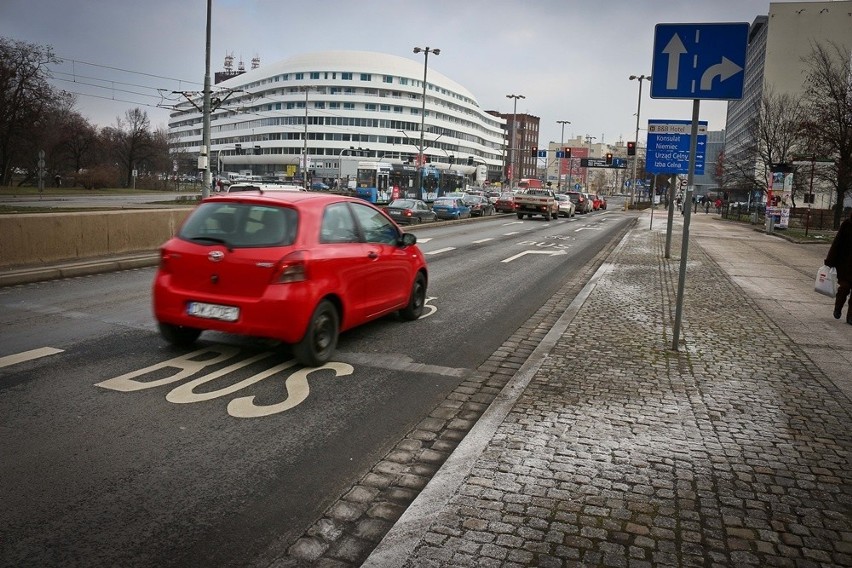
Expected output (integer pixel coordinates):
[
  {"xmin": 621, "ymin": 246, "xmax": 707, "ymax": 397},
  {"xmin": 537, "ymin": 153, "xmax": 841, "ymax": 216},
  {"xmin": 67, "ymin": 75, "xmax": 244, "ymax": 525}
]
[{"xmin": 399, "ymin": 232, "xmax": 417, "ymax": 247}]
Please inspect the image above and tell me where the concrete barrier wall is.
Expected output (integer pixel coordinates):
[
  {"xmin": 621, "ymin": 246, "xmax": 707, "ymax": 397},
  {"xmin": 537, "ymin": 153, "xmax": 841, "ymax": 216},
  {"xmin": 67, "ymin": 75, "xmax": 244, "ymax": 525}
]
[{"xmin": 0, "ymin": 209, "xmax": 191, "ymax": 268}]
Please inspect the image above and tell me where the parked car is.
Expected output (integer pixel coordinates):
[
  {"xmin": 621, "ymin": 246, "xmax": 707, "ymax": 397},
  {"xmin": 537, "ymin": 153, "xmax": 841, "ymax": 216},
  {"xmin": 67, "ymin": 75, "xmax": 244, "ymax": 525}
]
[
  {"xmin": 383, "ymin": 199, "xmax": 437, "ymax": 225},
  {"xmin": 597, "ymin": 195, "xmax": 608, "ymax": 210},
  {"xmin": 152, "ymin": 192, "xmax": 428, "ymax": 367},
  {"xmin": 567, "ymin": 191, "xmax": 592, "ymax": 213},
  {"xmin": 554, "ymin": 193, "xmax": 576, "ymax": 217},
  {"xmin": 310, "ymin": 181, "xmax": 330, "ymax": 191},
  {"xmin": 431, "ymin": 197, "xmax": 471, "ymax": 220},
  {"xmin": 494, "ymin": 192, "xmax": 516, "ymax": 213},
  {"xmin": 465, "ymin": 195, "xmax": 495, "ymax": 217}
]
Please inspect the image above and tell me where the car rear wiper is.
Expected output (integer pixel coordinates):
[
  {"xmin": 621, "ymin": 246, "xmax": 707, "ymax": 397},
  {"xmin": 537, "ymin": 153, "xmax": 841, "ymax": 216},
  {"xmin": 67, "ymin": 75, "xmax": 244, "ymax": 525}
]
[{"xmin": 189, "ymin": 236, "xmax": 233, "ymax": 252}]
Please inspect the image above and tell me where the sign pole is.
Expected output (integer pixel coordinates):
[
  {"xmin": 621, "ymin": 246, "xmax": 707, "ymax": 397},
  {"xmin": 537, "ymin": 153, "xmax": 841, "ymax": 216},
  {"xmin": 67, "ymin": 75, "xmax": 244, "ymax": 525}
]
[{"xmin": 671, "ymin": 99, "xmax": 700, "ymax": 351}]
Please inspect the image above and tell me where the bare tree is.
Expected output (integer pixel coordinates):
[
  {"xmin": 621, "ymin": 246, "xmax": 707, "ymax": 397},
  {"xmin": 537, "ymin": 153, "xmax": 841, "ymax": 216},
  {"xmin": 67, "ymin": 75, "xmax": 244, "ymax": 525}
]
[
  {"xmin": 0, "ymin": 37, "xmax": 66, "ymax": 186},
  {"xmin": 102, "ymin": 108, "xmax": 155, "ymax": 187},
  {"xmin": 722, "ymin": 89, "xmax": 806, "ymax": 204},
  {"xmin": 799, "ymin": 41, "xmax": 852, "ymax": 229}
]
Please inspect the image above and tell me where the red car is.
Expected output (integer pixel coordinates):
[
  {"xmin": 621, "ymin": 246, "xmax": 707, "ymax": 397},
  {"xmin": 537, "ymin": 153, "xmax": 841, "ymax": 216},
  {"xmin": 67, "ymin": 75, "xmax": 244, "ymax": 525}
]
[
  {"xmin": 494, "ymin": 192, "xmax": 516, "ymax": 213},
  {"xmin": 153, "ymin": 191, "xmax": 428, "ymax": 366}
]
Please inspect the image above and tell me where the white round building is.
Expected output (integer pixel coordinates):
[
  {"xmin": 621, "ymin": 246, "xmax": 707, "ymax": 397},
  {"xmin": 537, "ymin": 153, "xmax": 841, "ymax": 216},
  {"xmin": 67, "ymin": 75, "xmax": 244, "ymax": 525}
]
[{"xmin": 169, "ymin": 50, "xmax": 506, "ymax": 188}]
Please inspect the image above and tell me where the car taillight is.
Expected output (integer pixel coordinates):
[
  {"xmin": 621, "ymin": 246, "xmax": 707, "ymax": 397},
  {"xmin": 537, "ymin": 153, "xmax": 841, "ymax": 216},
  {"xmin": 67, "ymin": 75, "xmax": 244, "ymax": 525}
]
[
  {"xmin": 273, "ymin": 250, "xmax": 309, "ymax": 284},
  {"xmin": 404, "ymin": 209, "xmax": 413, "ymax": 217},
  {"xmin": 158, "ymin": 249, "xmax": 176, "ymax": 273}
]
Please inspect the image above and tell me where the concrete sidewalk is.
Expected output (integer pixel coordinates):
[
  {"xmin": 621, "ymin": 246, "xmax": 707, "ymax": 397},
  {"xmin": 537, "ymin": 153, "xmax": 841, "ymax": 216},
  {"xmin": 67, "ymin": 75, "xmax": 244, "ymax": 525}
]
[{"xmin": 364, "ymin": 210, "xmax": 852, "ymax": 567}]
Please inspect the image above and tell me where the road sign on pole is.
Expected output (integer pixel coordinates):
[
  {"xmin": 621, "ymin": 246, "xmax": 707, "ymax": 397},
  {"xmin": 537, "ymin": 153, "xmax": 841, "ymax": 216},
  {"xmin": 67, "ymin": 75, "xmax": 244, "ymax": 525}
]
[
  {"xmin": 645, "ymin": 119, "xmax": 707, "ymax": 174},
  {"xmin": 651, "ymin": 22, "xmax": 749, "ymax": 100}
]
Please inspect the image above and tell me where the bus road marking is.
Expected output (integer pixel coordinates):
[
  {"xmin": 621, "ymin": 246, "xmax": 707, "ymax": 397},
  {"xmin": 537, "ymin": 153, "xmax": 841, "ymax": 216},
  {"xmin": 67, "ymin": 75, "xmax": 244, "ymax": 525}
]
[
  {"xmin": 424, "ymin": 247, "xmax": 456, "ymax": 255},
  {"xmin": 0, "ymin": 347, "xmax": 64, "ymax": 369}
]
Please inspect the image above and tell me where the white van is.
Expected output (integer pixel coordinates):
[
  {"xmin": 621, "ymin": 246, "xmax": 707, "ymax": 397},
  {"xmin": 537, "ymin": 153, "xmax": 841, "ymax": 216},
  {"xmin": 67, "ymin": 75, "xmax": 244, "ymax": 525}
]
[{"xmin": 226, "ymin": 183, "xmax": 305, "ymax": 194}]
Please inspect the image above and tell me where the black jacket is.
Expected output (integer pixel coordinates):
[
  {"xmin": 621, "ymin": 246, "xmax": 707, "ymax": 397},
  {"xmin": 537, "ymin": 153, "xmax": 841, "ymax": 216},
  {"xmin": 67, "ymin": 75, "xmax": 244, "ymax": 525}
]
[{"xmin": 826, "ymin": 217, "xmax": 852, "ymax": 281}]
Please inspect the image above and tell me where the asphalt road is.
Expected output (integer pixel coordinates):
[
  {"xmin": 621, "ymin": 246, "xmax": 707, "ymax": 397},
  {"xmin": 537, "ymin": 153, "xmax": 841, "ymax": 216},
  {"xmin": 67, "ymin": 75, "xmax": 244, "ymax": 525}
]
[{"xmin": 0, "ymin": 205, "xmax": 629, "ymax": 567}]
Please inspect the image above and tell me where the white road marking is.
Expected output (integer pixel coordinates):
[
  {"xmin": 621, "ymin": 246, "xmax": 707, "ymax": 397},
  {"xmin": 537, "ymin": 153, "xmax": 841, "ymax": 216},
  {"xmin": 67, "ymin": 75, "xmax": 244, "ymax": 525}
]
[
  {"xmin": 424, "ymin": 247, "xmax": 456, "ymax": 255},
  {"xmin": 503, "ymin": 231, "xmax": 520, "ymax": 236},
  {"xmin": 501, "ymin": 250, "xmax": 568, "ymax": 263},
  {"xmin": 0, "ymin": 347, "xmax": 64, "ymax": 369},
  {"xmin": 472, "ymin": 238, "xmax": 494, "ymax": 244},
  {"xmin": 417, "ymin": 237, "xmax": 433, "ymax": 243},
  {"xmin": 502, "ymin": 221, "xmax": 524, "ymax": 226},
  {"xmin": 575, "ymin": 227, "xmax": 603, "ymax": 232}
]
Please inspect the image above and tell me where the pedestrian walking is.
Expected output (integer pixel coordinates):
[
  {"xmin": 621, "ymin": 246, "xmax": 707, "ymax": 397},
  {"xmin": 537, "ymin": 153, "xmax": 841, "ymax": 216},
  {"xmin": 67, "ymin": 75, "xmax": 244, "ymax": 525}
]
[{"xmin": 825, "ymin": 209, "xmax": 852, "ymax": 324}]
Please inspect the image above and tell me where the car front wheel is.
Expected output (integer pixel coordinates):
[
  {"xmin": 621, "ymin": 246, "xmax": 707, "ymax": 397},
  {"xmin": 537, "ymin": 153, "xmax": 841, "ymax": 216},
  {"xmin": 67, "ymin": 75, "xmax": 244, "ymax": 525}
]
[
  {"xmin": 293, "ymin": 300, "xmax": 339, "ymax": 367},
  {"xmin": 400, "ymin": 273, "xmax": 427, "ymax": 321}
]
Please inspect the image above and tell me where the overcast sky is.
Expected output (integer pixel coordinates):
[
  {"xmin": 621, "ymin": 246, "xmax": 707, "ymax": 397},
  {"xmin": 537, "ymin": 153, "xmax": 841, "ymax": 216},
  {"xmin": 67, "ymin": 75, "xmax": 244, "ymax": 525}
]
[{"xmin": 1, "ymin": 0, "xmax": 775, "ymax": 147}]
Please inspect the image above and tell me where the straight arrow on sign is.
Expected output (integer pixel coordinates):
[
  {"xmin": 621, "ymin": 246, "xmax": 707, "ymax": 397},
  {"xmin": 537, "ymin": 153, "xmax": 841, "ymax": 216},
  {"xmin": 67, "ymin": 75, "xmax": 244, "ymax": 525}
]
[{"xmin": 663, "ymin": 34, "xmax": 687, "ymax": 89}]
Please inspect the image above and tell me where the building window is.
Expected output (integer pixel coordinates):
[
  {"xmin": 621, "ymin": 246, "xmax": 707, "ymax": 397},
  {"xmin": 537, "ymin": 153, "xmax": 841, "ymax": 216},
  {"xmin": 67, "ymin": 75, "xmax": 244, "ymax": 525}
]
[
  {"xmin": 310, "ymin": 72, "xmax": 320, "ymax": 80},
  {"xmin": 383, "ymin": 75, "xmax": 393, "ymax": 83},
  {"xmin": 366, "ymin": 104, "xmax": 377, "ymax": 111},
  {"xmin": 344, "ymin": 103, "xmax": 354, "ymax": 110},
  {"xmin": 295, "ymin": 73, "xmax": 304, "ymax": 80},
  {"xmin": 399, "ymin": 78, "xmax": 408, "ymax": 86},
  {"xmin": 342, "ymin": 72, "xmax": 353, "ymax": 80},
  {"xmin": 360, "ymin": 73, "xmax": 372, "ymax": 81},
  {"xmin": 329, "ymin": 102, "xmax": 340, "ymax": 109},
  {"xmin": 314, "ymin": 102, "xmax": 325, "ymax": 109},
  {"xmin": 380, "ymin": 105, "xmax": 391, "ymax": 112}
]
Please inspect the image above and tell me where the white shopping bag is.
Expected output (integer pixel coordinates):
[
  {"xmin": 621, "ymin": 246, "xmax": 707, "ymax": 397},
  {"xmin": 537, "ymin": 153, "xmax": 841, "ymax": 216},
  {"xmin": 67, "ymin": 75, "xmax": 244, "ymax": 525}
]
[{"xmin": 815, "ymin": 265, "xmax": 837, "ymax": 297}]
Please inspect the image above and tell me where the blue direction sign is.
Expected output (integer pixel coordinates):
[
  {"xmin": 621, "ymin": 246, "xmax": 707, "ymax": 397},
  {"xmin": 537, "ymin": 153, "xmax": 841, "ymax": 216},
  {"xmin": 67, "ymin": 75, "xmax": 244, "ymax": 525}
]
[
  {"xmin": 645, "ymin": 119, "xmax": 707, "ymax": 175},
  {"xmin": 651, "ymin": 22, "xmax": 749, "ymax": 100}
]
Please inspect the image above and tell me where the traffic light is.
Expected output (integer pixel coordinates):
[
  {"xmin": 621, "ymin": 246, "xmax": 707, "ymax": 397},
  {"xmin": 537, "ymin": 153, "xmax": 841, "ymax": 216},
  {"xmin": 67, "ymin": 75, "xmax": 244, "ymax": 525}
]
[
  {"xmin": 467, "ymin": 156, "xmax": 474, "ymax": 166},
  {"xmin": 530, "ymin": 146, "xmax": 538, "ymax": 158},
  {"xmin": 627, "ymin": 141, "xmax": 636, "ymax": 156},
  {"xmin": 605, "ymin": 152, "xmax": 613, "ymax": 165},
  {"xmin": 235, "ymin": 143, "xmax": 242, "ymax": 155},
  {"xmin": 448, "ymin": 155, "xmax": 455, "ymax": 165},
  {"xmin": 563, "ymin": 147, "xmax": 571, "ymax": 159},
  {"xmin": 254, "ymin": 145, "xmax": 261, "ymax": 155}
]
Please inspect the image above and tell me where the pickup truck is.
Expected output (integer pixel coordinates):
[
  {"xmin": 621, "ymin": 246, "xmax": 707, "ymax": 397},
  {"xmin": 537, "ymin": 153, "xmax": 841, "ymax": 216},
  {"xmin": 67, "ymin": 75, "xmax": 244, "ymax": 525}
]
[{"xmin": 514, "ymin": 189, "xmax": 560, "ymax": 220}]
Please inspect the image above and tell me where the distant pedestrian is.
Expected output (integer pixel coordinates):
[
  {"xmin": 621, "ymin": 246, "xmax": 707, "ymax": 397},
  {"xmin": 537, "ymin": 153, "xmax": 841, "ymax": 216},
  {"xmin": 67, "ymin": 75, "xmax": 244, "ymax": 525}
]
[
  {"xmin": 715, "ymin": 197, "xmax": 723, "ymax": 213},
  {"xmin": 704, "ymin": 199, "xmax": 710, "ymax": 214},
  {"xmin": 825, "ymin": 209, "xmax": 852, "ymax": 324}
]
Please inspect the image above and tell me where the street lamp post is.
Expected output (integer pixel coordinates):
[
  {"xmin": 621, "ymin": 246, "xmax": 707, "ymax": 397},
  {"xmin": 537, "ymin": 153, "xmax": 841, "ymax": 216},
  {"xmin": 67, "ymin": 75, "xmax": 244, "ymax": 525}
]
[
  {"xmin": 556, "ymin": 120, "xmax": 570, "ymax": 191},
  {"xmin": 628, "ymin": 74, "xmax": 651, "ymax": 208},
  {"xmin": 584, "ymin": 135, "xmax": 596, "ymax": 189},
  {"xmin": 506, "ymin": 94, "xmax": 525, "ymax": 188},
  {"xmin": 413, "ymin": 46, "xmax": 439, "ymax": 201}
]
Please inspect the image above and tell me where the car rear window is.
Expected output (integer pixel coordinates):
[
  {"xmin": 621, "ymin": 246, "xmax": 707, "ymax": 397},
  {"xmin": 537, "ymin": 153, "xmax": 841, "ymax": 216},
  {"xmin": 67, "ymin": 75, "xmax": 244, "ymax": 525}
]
[{"xmin": 179, "ymin": 202, "xmax": 298, "ymax": 247}]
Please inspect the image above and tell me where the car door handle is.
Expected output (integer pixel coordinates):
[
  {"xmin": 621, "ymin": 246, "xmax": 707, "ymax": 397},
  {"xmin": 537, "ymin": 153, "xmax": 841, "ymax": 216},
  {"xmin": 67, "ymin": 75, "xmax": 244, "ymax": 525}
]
[{"xmin": 367, "ymin": 251, "xmax": 379, "ymax": 259}]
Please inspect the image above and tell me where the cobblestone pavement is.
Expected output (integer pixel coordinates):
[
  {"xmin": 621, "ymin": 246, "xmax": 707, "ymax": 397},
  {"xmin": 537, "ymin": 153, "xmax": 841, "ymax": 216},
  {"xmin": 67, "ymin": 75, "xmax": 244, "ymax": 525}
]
[{"xmin": 365, "ymin": 212, "xmax": 852, "ymax": 567}]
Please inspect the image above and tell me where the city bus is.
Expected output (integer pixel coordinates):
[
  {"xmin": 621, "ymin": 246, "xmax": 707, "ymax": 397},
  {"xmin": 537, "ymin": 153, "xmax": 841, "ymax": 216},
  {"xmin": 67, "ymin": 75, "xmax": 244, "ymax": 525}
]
[
  {"xmin": 355, "ymin": 162, "xmax": 398, "ymax": 204},
  {"xmin": 390, "ymin": 163, "xmax": 417, "ymax": 200}
]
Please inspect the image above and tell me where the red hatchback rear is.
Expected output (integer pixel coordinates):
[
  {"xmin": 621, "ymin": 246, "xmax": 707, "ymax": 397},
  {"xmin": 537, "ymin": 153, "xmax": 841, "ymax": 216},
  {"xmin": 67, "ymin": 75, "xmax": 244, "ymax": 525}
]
[{"xmin": 153, "ymin": 191, "xmax": 428, "ymax": 366}]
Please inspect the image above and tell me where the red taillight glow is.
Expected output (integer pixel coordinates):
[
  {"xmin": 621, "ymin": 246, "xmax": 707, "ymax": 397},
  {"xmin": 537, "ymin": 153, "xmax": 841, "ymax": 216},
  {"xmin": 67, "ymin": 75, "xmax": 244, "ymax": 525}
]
[
  {"xmin": 404, "ymin": 209, "xmax": 413, "ymax": 217},
  {"xmin": 159, "ymin": 250, "xmax": 174, "ymax": 272},
  {"xmin": 273, "ymin": 250, "xmax": 309, "ymax": 284}
]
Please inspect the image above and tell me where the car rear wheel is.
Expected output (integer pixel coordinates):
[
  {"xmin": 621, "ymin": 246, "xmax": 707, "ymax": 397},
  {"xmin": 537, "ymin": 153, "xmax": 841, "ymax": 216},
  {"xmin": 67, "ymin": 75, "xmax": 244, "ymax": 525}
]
[
  {"xmin": 293, "ymin": 300, "xmax": 339, "ymax": 367},
  {"xmin": 158, "ymin": 322, "xmax": 201, "ymax": 347},
  {"xmin": 400, "ymin": 273, "xmax": 427, "ymax": 321}
]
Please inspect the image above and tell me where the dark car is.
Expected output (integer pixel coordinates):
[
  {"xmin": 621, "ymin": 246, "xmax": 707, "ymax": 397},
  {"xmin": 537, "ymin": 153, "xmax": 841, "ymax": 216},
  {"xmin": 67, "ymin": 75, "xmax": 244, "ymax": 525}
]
[
  {"xmin": 431, "ymin": 197, "xmax": 471, "ymax": 220},
  {"xmin": 153, "ymin": 192, "xmax": 428, "ymax": 367},
  {"xmin": 494, "ymin": 192, "xmax": 516, "ymax": 213},
  {"xmin": 382, "ymin": 199, "xmax": 437, "ymax": 225},
  {"xmin": 465, "ymin": 195, "xmax": 495, "ymax": 217},
  {"xmin": 310, "ymin": 181, "xmax": 330, "ymax": 191},
  {"xmin": 567, "ymin": 190, "xmax": 592, "ymax": 214}
]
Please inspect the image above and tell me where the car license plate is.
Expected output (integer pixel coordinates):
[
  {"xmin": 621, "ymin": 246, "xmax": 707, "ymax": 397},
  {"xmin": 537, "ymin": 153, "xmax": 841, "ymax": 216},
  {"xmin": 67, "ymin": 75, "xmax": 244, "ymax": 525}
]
[{"xmin": 187, "ymin": 302, "xmax": 239, "ymax": 322}]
